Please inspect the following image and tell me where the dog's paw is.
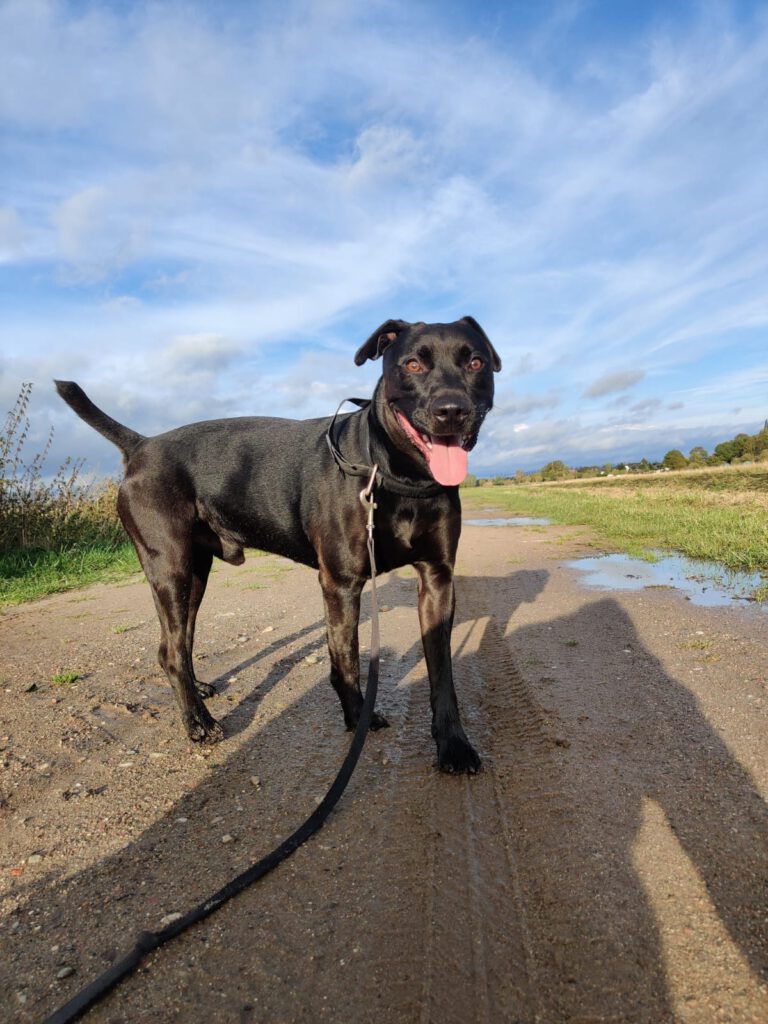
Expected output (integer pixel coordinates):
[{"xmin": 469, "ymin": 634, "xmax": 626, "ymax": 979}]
[
  {"xmin": 437, "ymin": 734, "xmax": 482, "ymax": 774},
  {"xmin": 186, "ymin": 711, "xmax": 224, "ymax": 744},
  {"xmin": 345, "ymin": 707, "xmax": 390, "ymax": 731},
  {"xmin": 195, "ymin": 680, "xmax": 217, "ymax": 699},
  {"xmin": 369, "ymin": 710, "xmax": 390, "ymax": 731}
]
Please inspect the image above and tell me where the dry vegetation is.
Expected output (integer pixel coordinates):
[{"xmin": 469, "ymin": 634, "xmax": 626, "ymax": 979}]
[{"xmin": 0, "ymin": 384, "xmax": 138, "ymax": 606}]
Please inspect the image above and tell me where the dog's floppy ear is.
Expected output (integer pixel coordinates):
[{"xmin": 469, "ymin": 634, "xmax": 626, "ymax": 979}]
[
  {"xmin": 354, "ymin": 319, "xmax": 411, "ymax": 365},
  {"xmin": 460, "ymin": 316, "xmax": 502, "ymax": 372}
]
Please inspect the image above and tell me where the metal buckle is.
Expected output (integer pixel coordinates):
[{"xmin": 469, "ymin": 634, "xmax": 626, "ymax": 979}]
[{"xmin": 359, "ymin": 463, "xmax": 378, "ymax": 539}]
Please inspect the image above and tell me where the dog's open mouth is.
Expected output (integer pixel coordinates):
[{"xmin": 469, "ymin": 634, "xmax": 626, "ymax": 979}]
[{"xmin": 394, "ymin": 410, "xmax": 471, "ymax": 486}]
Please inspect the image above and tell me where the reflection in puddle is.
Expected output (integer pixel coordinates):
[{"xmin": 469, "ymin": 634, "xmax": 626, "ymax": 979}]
[
  {"xmin": 466, "ymin": 517, "xmax": 552, "ymax": 527},
  {"xmin": 567, "ymin": 552, "xmax": 766, "ymax": 610}
]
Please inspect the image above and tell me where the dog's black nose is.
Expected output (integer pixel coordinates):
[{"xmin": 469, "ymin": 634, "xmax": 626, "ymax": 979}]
[{"xmin": 431, "ymin": 394, "xmax": 471, "ymax": 432}]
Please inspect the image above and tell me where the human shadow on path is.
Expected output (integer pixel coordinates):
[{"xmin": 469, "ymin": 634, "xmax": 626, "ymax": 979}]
[{"xmin": 446, "ymin": 569, "xmax": 768, "ymax": 1021}]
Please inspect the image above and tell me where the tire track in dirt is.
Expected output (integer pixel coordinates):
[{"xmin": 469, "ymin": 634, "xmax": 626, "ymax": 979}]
[
  {"xmin": 469, "ymin": 591, "xmax": 572, "ymax": 1023},
  {"xmin": 411, "ymin": 592, "xmax": 544, "ymax": 1024},
  {"xmin": 459, "ymin": 566, "xmax": 665, "ymax": 1023}
]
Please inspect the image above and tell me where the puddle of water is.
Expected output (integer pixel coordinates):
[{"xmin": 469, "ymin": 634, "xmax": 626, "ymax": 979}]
[
  {"xmin": 466, "ymin": 516, "xmax": 552, "ymax": 527},
  {"xmin": 567, "ymin": 552, "xmax": 766, "ymax": 610}
]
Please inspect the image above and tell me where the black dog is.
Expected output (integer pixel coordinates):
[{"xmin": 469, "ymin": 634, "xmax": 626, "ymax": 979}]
[{"xmin": 56, "ymin": 317, "xmax": 500, "ymax": 773}]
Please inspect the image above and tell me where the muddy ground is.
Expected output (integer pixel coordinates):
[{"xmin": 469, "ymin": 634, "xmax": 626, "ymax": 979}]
[{"xmin": 1, "ymin": 520, "xmax": 767, "ymax": 1023}]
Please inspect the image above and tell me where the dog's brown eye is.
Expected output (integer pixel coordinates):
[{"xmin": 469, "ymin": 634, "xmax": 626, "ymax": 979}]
[
  {"xmin": 405, "ymin": 359, "xmax": 423, "ymax": 373},
  {"xmin": 468, "ymin": 356, "xmax": 484, "ymax": 371}
]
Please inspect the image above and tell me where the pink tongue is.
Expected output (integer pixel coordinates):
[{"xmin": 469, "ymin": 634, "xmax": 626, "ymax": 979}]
[{"xmin": 427, "ymin": 435, "xmax": 469, "ymax": 486}]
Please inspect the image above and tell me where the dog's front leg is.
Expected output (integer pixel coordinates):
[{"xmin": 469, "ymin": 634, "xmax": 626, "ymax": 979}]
[
  {"xmin": 415, "ymin": 561, "xmax": 481, "ymax": 773},
  {"xmin": 319, "ymin": 570, "xmax": 389, "ymax": 731}
]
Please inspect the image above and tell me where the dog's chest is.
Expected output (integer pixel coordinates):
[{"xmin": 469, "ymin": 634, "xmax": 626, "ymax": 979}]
[{"xmin": 373, "ymin": 498, "xmax": 458, "ymax": 571}]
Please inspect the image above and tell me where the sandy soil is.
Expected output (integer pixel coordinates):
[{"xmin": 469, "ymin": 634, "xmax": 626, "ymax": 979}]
[{"xmin": 1, "ymin": 520, "xmax": 767, "ymax": 1024}]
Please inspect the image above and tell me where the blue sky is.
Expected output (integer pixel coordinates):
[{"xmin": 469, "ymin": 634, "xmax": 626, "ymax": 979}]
[{"xmin": 1, "ymin": 0, "xmax": 767, "ymax": 477}]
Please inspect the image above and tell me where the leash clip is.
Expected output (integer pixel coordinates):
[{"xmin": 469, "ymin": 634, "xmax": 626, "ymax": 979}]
[{"xmin": 359, "ymin": 463, "xmax": 379, "ymax": 539}]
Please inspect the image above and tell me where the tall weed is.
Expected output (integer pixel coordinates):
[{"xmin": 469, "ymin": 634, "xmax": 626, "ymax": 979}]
[{"xmin": 0, "ymin": 383, "xmax": 124, "ymax": 553}]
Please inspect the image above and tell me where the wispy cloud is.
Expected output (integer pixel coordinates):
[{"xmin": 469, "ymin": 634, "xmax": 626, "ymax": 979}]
[
  {"xmin": 2, "ymin": 0, "xmax": 767, "ymax": 473},
  {"xmin": 584, "ymin": 370, "xmax": 646, "ymax": 398}
]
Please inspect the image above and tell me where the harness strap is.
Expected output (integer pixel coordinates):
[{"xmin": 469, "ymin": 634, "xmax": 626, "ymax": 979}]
[
  {"xmin": 325, "ymin": 397, "xmax": 374, "ymax": 480},
  {"xmin": 326, "ymin": 398, "xmax": 444, "ymax": 498}
]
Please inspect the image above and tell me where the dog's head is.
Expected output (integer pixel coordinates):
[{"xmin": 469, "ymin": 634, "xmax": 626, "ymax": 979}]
[{"xmin": 354, "ymin": 317, "xmax": 501, "ymax": 486}]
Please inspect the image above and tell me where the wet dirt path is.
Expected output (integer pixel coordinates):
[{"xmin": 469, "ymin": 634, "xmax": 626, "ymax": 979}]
[{"xmin": 1, "ymin": 523, "xmax": 767, "ymax": 1022}]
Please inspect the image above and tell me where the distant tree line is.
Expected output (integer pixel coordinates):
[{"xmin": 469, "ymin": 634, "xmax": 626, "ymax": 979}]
[{"xmin": 460, "ymin": 420, "xmax": 768, "ymax": 487}]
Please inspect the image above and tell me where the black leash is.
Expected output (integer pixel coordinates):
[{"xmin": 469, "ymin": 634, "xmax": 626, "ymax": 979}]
[{"xmin": 43, "ymin": 469, "xmax": 384, "ymax": 1024}]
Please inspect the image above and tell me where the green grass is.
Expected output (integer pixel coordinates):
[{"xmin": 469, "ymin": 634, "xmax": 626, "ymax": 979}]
[
  {"xmin": 0, "ymin": 541, "xmax": 141, "ymax": 607},
  {"xmin": 461, "ymin": 475, "xmax": 768, "ymax": 575},
  {"xmin": 51, "ymin": 670, "xmax": 83, "ymax": 686}
]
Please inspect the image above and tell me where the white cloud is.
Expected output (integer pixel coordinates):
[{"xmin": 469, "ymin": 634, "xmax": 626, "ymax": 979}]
[
  {"xmin": 163, "ymin": 333, "xmax": 242, "ymax": 370},
  {"xmin": 2, "ymin": 0, "xmax": 768, "ymax": 473},
  {"xmin": 0, "ymin": 206, "xmax": 26, "ymax": 260},
  {"xmin": 53, "ymin": 185, "xmax": 110, "ymax": 261},
  {"xmin": 584, "ymin": 369, "xmax": 646, "ymax": 398}
]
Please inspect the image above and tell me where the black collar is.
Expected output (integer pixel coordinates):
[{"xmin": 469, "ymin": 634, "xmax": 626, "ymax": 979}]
[{"xmin": 325, "ymin": 398, "xmax": 445, "ymax": 498}]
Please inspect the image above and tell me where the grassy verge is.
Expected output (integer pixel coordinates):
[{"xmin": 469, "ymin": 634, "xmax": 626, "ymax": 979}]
[
  {"xmin": 0, "ymin": 542, "xmax": 141, "ymax": 607},
  {"xmin": 1, "ymin": 385, "xmax": 142, "ymax": 608},
  {"xmin": 461, "ymin": 474, "xmax": 768, "ymax": 575}
]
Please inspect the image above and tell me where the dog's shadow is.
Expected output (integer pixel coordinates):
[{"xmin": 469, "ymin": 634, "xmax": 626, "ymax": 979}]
[{"xmin": 211, "ymin": 569, "xmax": 429, "ymax": 739}]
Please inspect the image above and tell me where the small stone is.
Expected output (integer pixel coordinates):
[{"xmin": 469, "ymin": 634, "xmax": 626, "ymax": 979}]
[
  {"xmin": 262, "ymin": 626, "xmax": 274, "ymax": 633},
  {"xmin": 175, "ymin": 817, "xmax": 188, "ymax": 824},
  {"xmin": 159, "ymin": 912, "xmax": 183, "ymax": 928},
  {"xmin": 305, "ymin": 655, "xmax": 320, "ymax": 665},
  {"xmin": 117, "ymin": 762, "xmax": 134, "ymax": 768},
  {"xmin": 221, "ymin": 834, "xmax": 235, "ymax": 844},
  {"xmin": 15, "ymin": 991, "xmax": 28, "ymax": 1006},
  {"xmin": 237, "ymin": 635, "xmax": 248, "ymax": 643},
  {"xmin": 249, "ymin": 776, "xmax": 261, "ymax": 788},
  {"xmin": 27, "ymin": 854, "xmax": 43, "ymax": 865},
  {"xmin": 56, "ymin": 966, "xmax": 76, "ymax": 980}
]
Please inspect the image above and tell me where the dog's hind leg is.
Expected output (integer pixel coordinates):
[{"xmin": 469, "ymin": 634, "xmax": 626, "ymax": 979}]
[
  {"xmin": 319, "ymin": 570, "xmax": 389, "ymax": 731},
  {"xmin": 187, "ymin": 547, "xmax": 216, "ymax": 699},
  {"xmin": 146, "ymin": 553, "xmax": 223, "ymax": 742},
  {"xmin": 118, "ymin": 486, "xmax": 223, "ymax": 743}
]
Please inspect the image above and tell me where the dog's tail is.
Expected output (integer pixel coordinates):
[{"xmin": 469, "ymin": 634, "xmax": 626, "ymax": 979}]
[{"xmin": 54, "ymin": 381, "xmax": 146, "ymax": 460}]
